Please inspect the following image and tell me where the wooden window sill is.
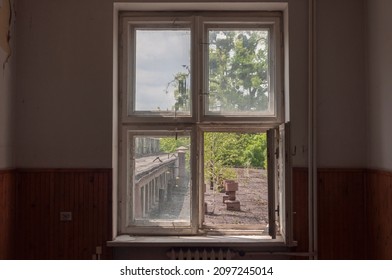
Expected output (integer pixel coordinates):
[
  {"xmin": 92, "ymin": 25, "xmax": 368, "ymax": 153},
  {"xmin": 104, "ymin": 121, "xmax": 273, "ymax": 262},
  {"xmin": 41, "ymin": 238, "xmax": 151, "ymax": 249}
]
[{"xmin": 107, "ymin": 235, "xmax": 286, "ymax": 248}]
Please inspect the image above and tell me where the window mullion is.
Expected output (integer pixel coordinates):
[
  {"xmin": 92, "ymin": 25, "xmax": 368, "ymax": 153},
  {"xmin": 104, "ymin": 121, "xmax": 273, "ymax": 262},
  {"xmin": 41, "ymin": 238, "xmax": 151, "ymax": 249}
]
[{"xmin": 193, "ymin": 15, "xmax": 204, "ymax": 124}]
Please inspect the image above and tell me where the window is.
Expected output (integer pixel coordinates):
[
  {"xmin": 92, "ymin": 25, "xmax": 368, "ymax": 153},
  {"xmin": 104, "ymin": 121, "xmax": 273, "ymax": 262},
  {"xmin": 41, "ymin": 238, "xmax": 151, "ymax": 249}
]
[{"xmin": 117, "ymin": 11, "xmax": 292, "ymax": 243}]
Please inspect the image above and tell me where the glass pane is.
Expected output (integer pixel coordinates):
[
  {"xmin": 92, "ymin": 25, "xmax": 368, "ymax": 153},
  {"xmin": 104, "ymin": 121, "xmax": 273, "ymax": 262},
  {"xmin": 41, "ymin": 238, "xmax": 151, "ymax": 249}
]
[
  {"xmin": 203, "ymin": 132, "xmax": 268, "ymax": 231},
  {"xmin": 207, "ymin": 29, "xmax": 272, "ymax": 116},
  {"xmin": 133, "ymin": 29, "xmax": 191, "ymax": 115},
  {"xmin": 131, "ymin": 135, "xmax": 191, "ymax": 224}
]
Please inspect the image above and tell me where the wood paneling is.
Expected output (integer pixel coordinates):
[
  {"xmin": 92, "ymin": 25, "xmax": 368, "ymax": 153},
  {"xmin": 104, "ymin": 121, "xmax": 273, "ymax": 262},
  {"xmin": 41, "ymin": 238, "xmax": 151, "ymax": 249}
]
[
  {"xmin": 0, "ymin": 170, "xmax": 16, "ymax": 259},
  {"xmin": 14, "ymin": 169, "xmax": 112, "ymax": 260},
  {"xmin": 365, "ymin": 170, "xmax": 392, "ymax": 259},
  {"xmin": 291, "ymin": 168, "xmax": 369, "ymax": 259},
  {"xmin": 3, "ymin": 167, "xmax": 392, "ymax": 259},
  {"xmin": 292, "ymin": 168, "xmax": 367, "ymax": 259},
  {"xmin": 317, "ymin": 169, "xmax": 366, "ymax": 259}
]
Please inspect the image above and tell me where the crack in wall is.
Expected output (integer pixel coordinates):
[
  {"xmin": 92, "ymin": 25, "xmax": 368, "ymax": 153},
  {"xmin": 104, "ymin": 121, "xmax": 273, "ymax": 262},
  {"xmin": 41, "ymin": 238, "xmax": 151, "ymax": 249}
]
[{"xmin": 0, "ymin": 0, "xmax": 14, "ymax": 70}]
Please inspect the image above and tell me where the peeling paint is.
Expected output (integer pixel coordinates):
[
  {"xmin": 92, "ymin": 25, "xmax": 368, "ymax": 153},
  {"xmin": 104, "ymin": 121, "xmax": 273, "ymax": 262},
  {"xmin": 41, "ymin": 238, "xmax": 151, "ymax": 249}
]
[{"xmin": 0, "ymin": 0, "xmax": 12, "ymax": 69}]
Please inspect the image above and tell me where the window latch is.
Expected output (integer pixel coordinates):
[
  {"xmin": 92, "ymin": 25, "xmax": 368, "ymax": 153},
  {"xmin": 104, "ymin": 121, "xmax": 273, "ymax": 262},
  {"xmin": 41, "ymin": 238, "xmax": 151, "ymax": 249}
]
[{"xmin": 275, "ymin": 205, "xmax": 280, "ymax": 217}]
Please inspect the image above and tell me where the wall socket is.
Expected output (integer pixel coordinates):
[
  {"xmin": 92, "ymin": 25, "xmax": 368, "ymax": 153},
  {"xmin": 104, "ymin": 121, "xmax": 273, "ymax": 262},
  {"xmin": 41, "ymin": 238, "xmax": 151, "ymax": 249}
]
[{"xmin": 60, "ymin": 211, "xmax": 72, "ymax": 221}]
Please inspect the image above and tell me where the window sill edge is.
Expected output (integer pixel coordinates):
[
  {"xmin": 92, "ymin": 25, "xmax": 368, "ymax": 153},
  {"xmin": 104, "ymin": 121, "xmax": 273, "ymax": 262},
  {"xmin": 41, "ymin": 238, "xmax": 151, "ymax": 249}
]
[{"xmin": 107, "ymin": 235, "xmax": 288, "ymax": 248}]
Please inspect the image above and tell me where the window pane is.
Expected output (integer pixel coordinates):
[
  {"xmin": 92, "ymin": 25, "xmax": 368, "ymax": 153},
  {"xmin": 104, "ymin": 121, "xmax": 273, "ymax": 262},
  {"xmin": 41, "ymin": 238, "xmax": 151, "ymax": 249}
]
[
  {"xmin": 203, "ymin": 132, "xmax": 269, "ymax": 231},
  {"xmin": 133, "ymin": 29, "xmax": 191, "ymax": 115},
  {"xmin": 207, "ymin": 29, "xmax": 272, "ymax": 116},
  {"xmin": 131, "ymin": 135, "xmax": 191, "ymax": 225}
]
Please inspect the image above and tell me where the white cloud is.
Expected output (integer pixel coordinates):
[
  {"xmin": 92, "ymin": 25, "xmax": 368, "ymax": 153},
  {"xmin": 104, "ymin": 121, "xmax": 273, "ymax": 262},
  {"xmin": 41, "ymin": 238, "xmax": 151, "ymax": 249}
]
[{"xmin": 134, "ymin": 29, "xmax": 191, "ymax": 111}]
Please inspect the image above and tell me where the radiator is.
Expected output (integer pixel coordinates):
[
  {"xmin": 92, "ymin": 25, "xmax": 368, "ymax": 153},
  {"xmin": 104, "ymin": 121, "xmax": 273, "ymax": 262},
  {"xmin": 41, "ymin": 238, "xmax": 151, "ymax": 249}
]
[{"xmin": 168, "ymin": 248, "xmax": 236, "ymax": 260}]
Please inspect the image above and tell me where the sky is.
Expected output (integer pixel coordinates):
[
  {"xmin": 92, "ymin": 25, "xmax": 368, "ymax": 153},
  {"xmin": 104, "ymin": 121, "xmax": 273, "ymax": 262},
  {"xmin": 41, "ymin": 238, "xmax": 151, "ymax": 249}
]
[{"xmin": 134, "ymin": 29, "xmax": 191, "ymax": 113}]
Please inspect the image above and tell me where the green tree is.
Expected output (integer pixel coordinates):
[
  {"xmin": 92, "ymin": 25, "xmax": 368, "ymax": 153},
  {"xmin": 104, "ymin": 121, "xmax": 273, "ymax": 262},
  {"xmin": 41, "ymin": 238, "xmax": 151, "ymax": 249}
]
[
  {"xmin": 159, "ymin": 137, "xmax": 190, "ymax": 153},
  {"xmin": 170, "ymin": 30, "xmax": 269, "ymax": 113},
  {"xmin": 242, "ymin": 134, "xmax": 267, "ymax": 168},
  {"xmin": 208, "ymin": 30, "xmax": 269, "ymax": 112},
  {"xmin": 159, "ymin": 136, "xmax": 191, "ymax": 172},
  {"xmin": 204, "ymin": 132, "xmax": 237, "ymax": 190},
  {"xmin": 166, "ymin": 65, "xmax": 190, "ymax": 112},
  {"xmin": 203, "ymin": 132, "xmax": 267, "ymax": 187}
]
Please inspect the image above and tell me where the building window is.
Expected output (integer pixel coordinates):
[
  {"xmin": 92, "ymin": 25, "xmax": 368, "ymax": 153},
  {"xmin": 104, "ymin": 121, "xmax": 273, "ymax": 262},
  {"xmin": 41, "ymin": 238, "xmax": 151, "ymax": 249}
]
[{"xmin": 117, "ymin": 11, "xmax": 292, "ymax": 243}]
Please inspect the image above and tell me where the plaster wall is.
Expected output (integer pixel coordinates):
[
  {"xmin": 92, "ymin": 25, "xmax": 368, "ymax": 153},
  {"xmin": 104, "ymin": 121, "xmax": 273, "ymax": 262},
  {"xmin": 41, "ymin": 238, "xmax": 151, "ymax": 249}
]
[
  {"xmin": 316, "ymin": 0, "xmax": 367, "ymax": 168},
  {"xmin": 15, "ymin": 0, "xmax": 113, "ymax": 168},
  {"xmin": 367, "ymin": 0, "xmax": 392, "ymax": 171},
  {"xmin": 0, "ymin": 0, "xmax": 15, "ymax": 169}
]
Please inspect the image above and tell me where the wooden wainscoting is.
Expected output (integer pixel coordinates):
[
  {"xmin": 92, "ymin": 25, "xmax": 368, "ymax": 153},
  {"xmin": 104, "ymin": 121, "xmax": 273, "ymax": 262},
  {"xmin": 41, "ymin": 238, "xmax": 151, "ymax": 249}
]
[
  {"xmin": 292, "ymin": 168, "xmax": 367, "ymax": 259},
  {"xmin": 14, "ymin": 169, "xmax": 112, "ymax": 260},
  {"xmin": 0, "ymin": 169, "xmax": 17, "ymax": 259},
  {"xmin": 317, "ymin": 169, "xmax": 366, "ymax": 259},
  {"xmin": 365, "ymin": 169, "xmax": 392, "ymax": 259}
]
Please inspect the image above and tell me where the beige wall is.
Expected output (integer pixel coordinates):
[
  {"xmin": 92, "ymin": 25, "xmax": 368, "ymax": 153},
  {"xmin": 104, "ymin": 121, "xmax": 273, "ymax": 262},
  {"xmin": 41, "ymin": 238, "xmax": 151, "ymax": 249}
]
[
  {"xmin": 316, "ymin": 0, "xmax": 367, "ymax": 168},
  {"xmin": 0, "ymin": 0, "xmax": 15, "ymax": 169},
  {"xmin": 367, "ymin": 0, "xmax": 392, "ymax": 170},
  {"xmin": 15, "ymin": 0, "xmax": 113, "ymax": 168},
  {"xmin": 0, "ymin": 47, "xmax": 14, "ymax": 169},
  {"xmin": 287, "ymin": 0, "xmax": 309, "ymax": 167}
]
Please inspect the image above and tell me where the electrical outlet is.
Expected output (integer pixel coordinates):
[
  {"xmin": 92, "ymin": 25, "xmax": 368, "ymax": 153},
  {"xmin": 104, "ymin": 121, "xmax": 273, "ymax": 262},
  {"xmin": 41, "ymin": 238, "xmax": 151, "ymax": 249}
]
[{"xmin": 60, "ymin": 211, "xmax": 72, "ymax": 221}]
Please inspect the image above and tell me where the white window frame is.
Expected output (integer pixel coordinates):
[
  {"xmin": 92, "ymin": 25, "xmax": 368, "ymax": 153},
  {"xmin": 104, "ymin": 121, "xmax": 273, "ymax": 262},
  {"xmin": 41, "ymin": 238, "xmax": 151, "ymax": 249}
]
[
  {"xmin": 113, "ymin": 6, "xmax": 293, "ymax": 245},
  {"xmin": 119, "ymin": 125, "xmax": 198, "ymax": 235},
  {"xmin": 120, "ymin": 15, "xmax": 197, "ymax": 123},
  {"xmin": 201, "ymin": 16, "xmax": 283, "ymax": 123},
  {"xmin": 198, "ymin": 125, "xmax": 274, "ymax": 236}
]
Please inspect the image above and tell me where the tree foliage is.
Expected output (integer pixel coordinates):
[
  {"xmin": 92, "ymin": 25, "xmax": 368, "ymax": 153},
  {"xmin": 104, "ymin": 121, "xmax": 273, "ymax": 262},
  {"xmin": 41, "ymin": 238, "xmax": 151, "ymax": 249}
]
[
  {"xmin": 204, "ymin": 132, "xmax": 267, "ymax": 168},
  {"xmin": 208, "ymin": 30, "xmax": 269, "ymax": 112},
  {"xmin": 158, "ymin": 133, "xmax": 267, "ymax": 187},
  {"xmin": 159, "ymin": 137, "xmax": 190, "ymax": 153},
  {"xmin": 169, "ymin": 30, "xmax": 270, "ymax": 113},
  {"xmin": 204, "ymin": 132, "xmax": 267, "ymax": 185},
  {"xmin": 159, "ymin": 136, "xmax": 191, "ymax": 172},
  {"xmin": 166, "ymin": 66, "xmax": 190, "ymax": 112}
]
